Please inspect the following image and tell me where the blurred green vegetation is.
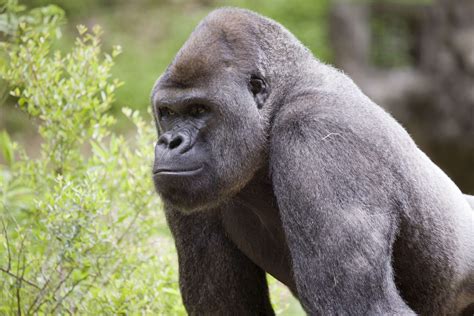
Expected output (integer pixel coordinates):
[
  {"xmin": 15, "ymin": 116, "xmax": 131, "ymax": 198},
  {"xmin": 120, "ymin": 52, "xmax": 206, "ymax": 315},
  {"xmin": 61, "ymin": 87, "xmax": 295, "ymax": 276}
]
[{"xmin": 370, "ymin": 11, "xmax": 414, "ymax": 68}]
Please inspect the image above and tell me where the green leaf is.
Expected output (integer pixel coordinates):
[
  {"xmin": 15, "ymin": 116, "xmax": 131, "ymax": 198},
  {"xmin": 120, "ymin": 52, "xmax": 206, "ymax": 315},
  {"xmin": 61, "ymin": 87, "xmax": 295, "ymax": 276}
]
[
  {"xmin": 77, "ymin": 24, "xmax": 87, "ymax": 35},
  {"xmin": 0, "ymin": 131, "xmax": 14, "ymax": 166}
]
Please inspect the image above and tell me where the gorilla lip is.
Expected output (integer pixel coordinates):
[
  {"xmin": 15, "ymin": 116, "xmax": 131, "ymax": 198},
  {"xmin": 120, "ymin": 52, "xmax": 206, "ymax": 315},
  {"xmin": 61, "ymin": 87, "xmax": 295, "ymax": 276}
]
[{"xmin": 153, "ymin": 166, "xmax": 203, "ymax": 176}]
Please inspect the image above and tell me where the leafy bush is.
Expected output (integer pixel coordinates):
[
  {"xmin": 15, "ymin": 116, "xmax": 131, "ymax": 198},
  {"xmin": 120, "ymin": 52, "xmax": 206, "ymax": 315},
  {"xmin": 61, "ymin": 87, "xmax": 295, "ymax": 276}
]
[{"xmin": 0, "ymin": 1, "xmax": 185, "ymax": 314}]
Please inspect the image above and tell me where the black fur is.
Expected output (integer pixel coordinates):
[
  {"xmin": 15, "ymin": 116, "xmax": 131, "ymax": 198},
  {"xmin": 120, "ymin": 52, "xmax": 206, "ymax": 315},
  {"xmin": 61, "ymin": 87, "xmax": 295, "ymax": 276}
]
[{"xmin": 151, "ymin": 8, "xmax": 474, "ymax": 315}]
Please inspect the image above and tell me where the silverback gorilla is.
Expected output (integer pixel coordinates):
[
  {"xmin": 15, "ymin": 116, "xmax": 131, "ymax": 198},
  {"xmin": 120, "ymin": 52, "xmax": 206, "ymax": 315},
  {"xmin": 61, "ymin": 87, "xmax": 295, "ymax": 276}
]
[{"xmin": 150, "ymin": 8, "xmax": 474, "ymax": 316}]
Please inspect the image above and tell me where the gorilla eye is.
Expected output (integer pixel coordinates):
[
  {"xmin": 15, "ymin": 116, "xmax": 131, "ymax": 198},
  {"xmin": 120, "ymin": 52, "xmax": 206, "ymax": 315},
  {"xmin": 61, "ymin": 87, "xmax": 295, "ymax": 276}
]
[
  {"xmin": 189, "ymin": 105, "xmax": 208, "ymax": 117},
  {"xmin": 249, "ymin": 76, "xmax": 265, "ymax": 96},
  {"xmin": 158, "ymin": 107, "xmax": 176, "ymax": 119},
  {"xmin": 249, "ymin": 75, "xmax": 268, "ymax": 109}
]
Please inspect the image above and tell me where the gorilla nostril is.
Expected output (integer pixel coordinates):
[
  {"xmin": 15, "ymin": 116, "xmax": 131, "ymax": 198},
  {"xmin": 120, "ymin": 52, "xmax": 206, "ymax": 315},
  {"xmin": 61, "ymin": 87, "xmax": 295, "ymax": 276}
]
[{"xmin": 169, "ymin": 135, "xmax": 183, "ymax": 150}]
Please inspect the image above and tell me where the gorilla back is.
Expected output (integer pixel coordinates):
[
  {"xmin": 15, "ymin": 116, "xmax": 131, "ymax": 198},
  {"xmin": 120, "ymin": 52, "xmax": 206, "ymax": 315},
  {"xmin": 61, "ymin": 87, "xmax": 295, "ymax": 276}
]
[{"xmin": 151, "ymin": 8, "xmax": 474, "ymax": 316}]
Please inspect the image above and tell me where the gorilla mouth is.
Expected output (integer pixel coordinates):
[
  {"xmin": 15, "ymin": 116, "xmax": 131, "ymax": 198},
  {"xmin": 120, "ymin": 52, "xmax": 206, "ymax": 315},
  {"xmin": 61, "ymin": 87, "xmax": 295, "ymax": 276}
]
[{"xmin": 153, "ymin": 166, "xmax": 203, "ymax": 176}]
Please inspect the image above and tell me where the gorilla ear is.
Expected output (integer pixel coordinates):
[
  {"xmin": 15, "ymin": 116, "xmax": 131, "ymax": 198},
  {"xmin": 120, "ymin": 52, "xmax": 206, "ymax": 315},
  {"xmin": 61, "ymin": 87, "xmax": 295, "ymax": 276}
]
[{"xmin": 249, "ymin": 75, "xmax": 268, "ymax": 109}]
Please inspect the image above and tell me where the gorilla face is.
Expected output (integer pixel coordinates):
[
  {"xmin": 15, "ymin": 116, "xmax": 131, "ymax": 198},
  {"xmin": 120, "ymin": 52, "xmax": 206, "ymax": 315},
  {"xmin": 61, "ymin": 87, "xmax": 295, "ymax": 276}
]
[{"xmin": 151, "ymin": 25, "xmax": 270, "ymax": 212}]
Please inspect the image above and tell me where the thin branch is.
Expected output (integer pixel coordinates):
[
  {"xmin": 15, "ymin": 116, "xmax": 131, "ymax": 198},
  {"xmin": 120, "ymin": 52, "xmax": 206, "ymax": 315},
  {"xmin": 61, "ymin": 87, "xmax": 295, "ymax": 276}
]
[
  {"xmin": 27, "ymin": 222, "xmax": 80, "ymax": 314},
  {"xmin": 72, "ymin": 273, "xmax": 100, "ymax": 309},
  {"xmin": 19, "ymin": 250, "xmax": 28, "ymax": 316},
  {"xmin": 0, "ymin": 267, "xmax": 40, "ymax": 289},
  {"xmin": 16, "ymin": 280, "xmax": 21, "ymax": 316},
  {"xmin": 29, "ymin": 223, "xmax": 85, "ymax": 315},
  {"xmin": 50, "ymin": 268, "xmax": 74, "ymax": 302},
  {"xmin": 116, "ymin": 209, "xmax": 142, "ymax": 245},
  {"xmin": 50, "ymin": 275, "xmax": 88, "ymax": 314},
  {"xmin": 27, "ymin": 261, "xmax": 57, "ymax": 314},
  {"xmin": 15, "ymin": 237, "xmax": 25, "ymax": 316},
  {"xmin": 1, "ymin": 218, "xmax": 12, "ymax": 271}
]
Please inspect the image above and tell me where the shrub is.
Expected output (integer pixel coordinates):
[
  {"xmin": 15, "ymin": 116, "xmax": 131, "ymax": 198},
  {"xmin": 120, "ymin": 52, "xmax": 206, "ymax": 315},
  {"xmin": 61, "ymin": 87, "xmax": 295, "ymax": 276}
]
[{"xmin": 0, "ymin": 1, "xmax": 185, "ymax": 314}]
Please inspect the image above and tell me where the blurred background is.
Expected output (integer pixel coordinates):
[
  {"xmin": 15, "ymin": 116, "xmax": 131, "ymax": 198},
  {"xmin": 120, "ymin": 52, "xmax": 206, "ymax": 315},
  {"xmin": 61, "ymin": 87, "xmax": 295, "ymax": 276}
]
[
  {"xmin": 0, "ymin": 0, "xmax": 472, "ymax": 314},
  {"xmin": 1, "ymin": 0, "xmax": 472, "ymax": 193}
]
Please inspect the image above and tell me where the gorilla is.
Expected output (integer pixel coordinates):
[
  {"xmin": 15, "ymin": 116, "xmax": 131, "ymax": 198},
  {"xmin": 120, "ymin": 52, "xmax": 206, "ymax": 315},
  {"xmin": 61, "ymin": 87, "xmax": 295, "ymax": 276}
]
[{"xmin": 150, "ymin": 8, "xmax": 474, "ymax": 316}]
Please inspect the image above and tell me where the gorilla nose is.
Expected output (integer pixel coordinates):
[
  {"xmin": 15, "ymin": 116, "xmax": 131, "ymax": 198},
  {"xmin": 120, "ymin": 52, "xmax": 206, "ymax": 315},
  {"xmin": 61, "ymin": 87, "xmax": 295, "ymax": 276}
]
[{"xmin": 157, "ymin": 132, "xmax": 189, "ymax": 153}]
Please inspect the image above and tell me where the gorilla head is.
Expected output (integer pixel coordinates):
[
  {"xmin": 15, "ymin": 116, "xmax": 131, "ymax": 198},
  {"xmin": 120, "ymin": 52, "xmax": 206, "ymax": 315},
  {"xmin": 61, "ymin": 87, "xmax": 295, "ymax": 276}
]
[{"xmin": 151, "ymin": 9, "xmax": 304, "ymax": 212}]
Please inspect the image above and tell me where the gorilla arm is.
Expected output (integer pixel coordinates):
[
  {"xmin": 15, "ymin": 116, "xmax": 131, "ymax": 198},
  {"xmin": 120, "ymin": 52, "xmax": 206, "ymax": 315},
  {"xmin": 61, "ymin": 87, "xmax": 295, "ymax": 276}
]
[
  {"xmin": 269, "ymin": 98, "xmax": 415, "ymax": 315},
  {"xmin": 164, "ymin": 208, "xmax": 275, "ymax": 315}
]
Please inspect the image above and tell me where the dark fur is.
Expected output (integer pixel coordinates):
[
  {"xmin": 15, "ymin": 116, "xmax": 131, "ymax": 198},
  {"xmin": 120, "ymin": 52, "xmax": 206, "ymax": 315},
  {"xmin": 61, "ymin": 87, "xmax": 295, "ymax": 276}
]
[{"xmin": 151, "ymin": 8, "xmax": 474, "ymax": 315}]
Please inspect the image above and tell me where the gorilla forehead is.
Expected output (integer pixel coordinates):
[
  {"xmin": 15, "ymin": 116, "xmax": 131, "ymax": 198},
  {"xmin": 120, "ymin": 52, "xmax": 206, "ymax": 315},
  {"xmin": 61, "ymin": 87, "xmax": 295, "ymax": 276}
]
[{"xmin": 165, "ymin": 8, "xmax": 265, "ymax": 86}]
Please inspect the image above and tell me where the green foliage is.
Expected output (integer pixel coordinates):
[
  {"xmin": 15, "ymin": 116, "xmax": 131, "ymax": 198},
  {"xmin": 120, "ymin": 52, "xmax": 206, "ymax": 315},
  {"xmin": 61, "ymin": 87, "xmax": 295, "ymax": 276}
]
[
  {"xmin": 370, "ymin": 11, "xmax": 414, "ymax": 68},
  {"xmin": 0, "ymin": 2, "xmax": 185, "ymax": 314}
]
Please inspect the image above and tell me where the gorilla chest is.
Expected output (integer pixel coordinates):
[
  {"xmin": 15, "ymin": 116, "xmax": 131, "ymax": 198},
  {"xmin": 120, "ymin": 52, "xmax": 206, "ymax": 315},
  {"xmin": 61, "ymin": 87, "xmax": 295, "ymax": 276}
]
[{"xmin": 221, "ymin": 187, "xmax": 296, "ymax": 292}]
